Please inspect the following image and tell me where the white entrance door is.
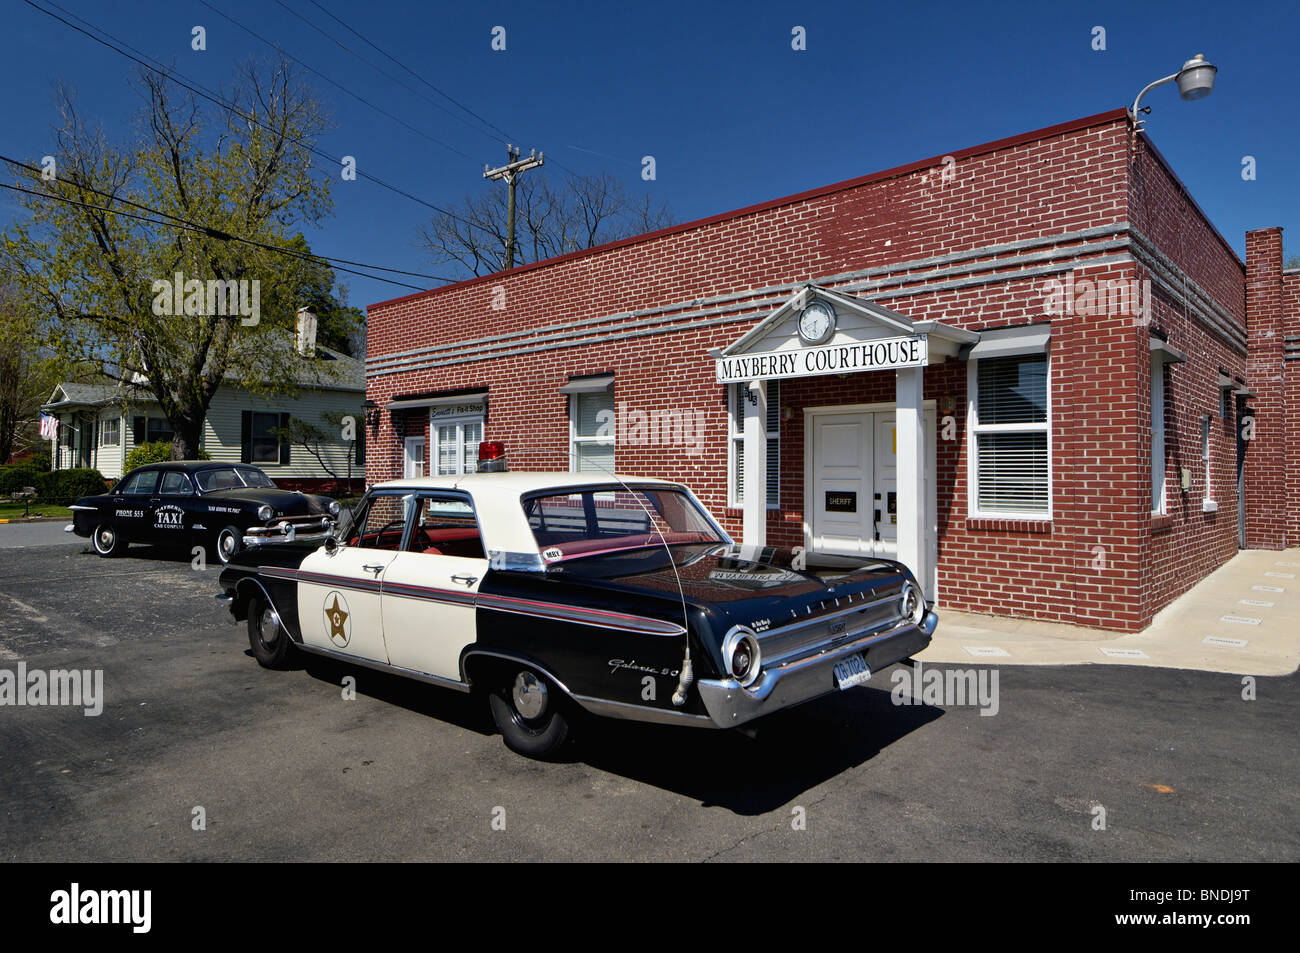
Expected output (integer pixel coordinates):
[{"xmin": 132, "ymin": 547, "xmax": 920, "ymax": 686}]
[
  {"xmin": 404, "ymin": 437, "xmax": 426, "ymax": 478},
  {"xmin": 810, "ymin": 411, "xmax": 901, "ymax": 559},
  {"xmin": 810, "ymin": 413, "xmax": 874, "ymax": 555}
]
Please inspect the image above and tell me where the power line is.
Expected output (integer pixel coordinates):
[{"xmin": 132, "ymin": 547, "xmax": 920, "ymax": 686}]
[
  {"xmin": 0, "ymin": 176, "xmax": 444, "ymax": 292},
  {"xmin": 274, "ymin": 0, "xmax": 506, "ymax": 149},
  {"xmin": 304, "ymin": 0, "xmax": 517, "ymax": 147},
  {"xmin": 195, "ymin": 0, "xmax": 479, "ymax": 163},
  {"xmin": 25, "ymin": 0, "xmax": 486, "ymax": 231},
  {"xmin": 299, "ymin": 0, "xmax": 581, "ymax": 177}
]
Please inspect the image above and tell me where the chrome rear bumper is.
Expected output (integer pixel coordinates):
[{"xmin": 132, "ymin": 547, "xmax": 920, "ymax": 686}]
[{"xmin": 697, "ymin": 610, "xmax": 938, "ymax": 728}]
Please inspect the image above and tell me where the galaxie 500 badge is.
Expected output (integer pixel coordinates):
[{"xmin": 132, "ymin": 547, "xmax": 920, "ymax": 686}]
[{"xmin": 323, "ymin": 591, "xmax": 351, "ymax": 648}]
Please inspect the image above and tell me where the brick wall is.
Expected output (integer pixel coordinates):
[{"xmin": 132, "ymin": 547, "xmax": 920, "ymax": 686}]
[
  {"xmin": 365, "ymin": 110, "xmax": 1257, "ymax": 632},
  {"xmin": 1244, "ymin": 228, "xmax": 1296, "ymax": 549}
]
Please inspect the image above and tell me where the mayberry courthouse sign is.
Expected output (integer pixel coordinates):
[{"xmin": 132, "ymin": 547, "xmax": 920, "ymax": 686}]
[{"xmin": 715, "ymin": 335, "xmax": 928, "ymax": 384}]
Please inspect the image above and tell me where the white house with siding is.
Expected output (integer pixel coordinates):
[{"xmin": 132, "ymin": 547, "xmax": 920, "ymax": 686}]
[{"xmin": 43, "ymin": 334, "xmax": 365, "ymax": 492}]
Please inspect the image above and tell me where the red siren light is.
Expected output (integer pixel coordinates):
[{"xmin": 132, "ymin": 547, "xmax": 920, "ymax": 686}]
[{"xmin": 478, "ymin": 441, "xmax": 508, "ymax": 472}]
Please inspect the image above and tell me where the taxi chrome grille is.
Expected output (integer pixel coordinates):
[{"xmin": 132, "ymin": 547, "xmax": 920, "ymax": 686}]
[{"xmin": 756, "ymin": 591, "xmax": 901, "ymax": 667}]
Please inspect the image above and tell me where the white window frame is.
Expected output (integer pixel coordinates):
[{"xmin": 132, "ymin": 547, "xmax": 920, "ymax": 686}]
[
  {"xmin": 101, "ymin": 416, "xmax": 120, "ymax": 447},
  {"xmin": 1151, "ymin": 356, "xmax": 1167, "ymax": 515},
  {"xmin": 966, "ymin": 352, "xmax": 1052, "ymax": 520},
  {"xmin": 569, "ymin": 389, "xmax": 614, "ymax": 473},
  {"xmin": 1201, "ymin": 412, "xmax": 1217, "ymax": 512},
  {"xmin": 431, "ymin": 416, "xmax": 483, "ymax": 476},
  {"xmin": 727, "ymin": 380, "xmax": 780, "ymax": 510}
]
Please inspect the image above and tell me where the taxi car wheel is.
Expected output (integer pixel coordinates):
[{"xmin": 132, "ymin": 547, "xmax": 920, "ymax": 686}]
[
  {"xmin": 215, "ymin": 526, "xmax": 241, "ymax": 565},
  {"xmin": 247, "ymin": 594, "xmax": 293, "ymax": 669},
  {"xmin": 91, "ymin": 523, "xmax": 127, "ymax": 557},
  {"xmin": 487, "ymin": 668, "xmax": 571, "ymax": 759}
]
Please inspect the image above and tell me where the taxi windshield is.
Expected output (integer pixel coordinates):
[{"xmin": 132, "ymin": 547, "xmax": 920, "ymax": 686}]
[
  {"xmin": 195, "ymin": 466, "xmax": 275, "ymax": 492},
  {"xmin": 523, "ymin": 486, "xmax": 722, "ymax": 562}
]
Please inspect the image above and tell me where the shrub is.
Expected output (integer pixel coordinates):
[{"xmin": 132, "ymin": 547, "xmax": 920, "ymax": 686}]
[
  {"xmin": 123, "ymin": 441, "xmax": 209, "ymax": 472},
  {"xmin": 38, "ymin": 468, "xmax": 110, "ymax": 501},
  {"xmin": 0, "ymin": 464, "xmax": 43, "ymax": 495}
]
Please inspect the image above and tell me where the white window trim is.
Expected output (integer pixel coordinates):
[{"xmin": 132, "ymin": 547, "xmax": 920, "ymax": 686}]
[
  {"xmin": 966, "ymin": 352, "xmax": 1053, "ymax": 520},
  {"xmin": 568, "ymin": 390, "xmax": 614, "ymax": 473},
  {"xmin": 1201, "ymin": 412, "xmax": 1217, "ymax": 512},
  {"xmin": 101, "ymin": 416, "xmax": 120, "ymax": 447},
  {"xmin": 727, "ymin": 382, "xmax": 780, "ymax": 510},
  {"xmin": 1151, "ymin": 357, "xmax": 1167, "ymax": 515},
  {"xmin": 431, "ymin": 414, "xmax": 483, "ymax": 476},
  {"xmin": 404, "ymin": 436, "xmax": 427, "ymax": 478}
]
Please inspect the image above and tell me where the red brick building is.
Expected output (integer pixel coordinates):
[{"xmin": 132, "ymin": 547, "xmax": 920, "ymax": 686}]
[{"xmin": 364, "ymin": 108, "xmax": 1298, "ymax": 632}]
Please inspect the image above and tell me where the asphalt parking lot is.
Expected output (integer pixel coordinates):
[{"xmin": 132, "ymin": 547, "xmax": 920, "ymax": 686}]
[{"xmin": 1, "ymin": 533, "xmax": 1297, "ymax": 862}]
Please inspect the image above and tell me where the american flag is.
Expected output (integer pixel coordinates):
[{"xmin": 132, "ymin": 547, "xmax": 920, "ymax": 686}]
[{"xmin": 38, "ymin": 413, "xmax": 58, "ymax": 440}]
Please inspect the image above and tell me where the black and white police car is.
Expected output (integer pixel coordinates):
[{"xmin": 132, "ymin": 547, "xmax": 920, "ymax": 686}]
[{"xmin": 215, "ymin": 443, "xmax": 937, "ymax": 758}]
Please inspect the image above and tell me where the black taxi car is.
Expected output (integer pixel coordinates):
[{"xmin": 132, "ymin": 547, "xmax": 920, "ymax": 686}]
[
  {"xmin": 67, "ymin": 461, "xmax": 338, "ymax": 563},
  {"xmin": 215, "ymin": 465, "xmax": 938, "ymax": 759}
]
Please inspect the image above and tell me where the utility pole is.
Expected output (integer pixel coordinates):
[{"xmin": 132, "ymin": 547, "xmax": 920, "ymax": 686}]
[{"xmin": 483, "ymin": 145, "xmax": 544, "ymax": 271}]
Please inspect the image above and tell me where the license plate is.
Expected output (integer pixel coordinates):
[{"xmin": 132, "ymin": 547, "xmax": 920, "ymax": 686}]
[{"xmin": 833, "ymin": 653, "xmax": 872, "ymax": 689}]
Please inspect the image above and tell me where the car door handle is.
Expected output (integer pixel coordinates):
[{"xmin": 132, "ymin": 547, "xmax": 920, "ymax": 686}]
[
  {"xmin": 451, "ymin": 574, "xmax": 478, "ymax": 587},
  {"xmin": 362, "ymin": 564, "xmax": 385, "ymax": 576}
]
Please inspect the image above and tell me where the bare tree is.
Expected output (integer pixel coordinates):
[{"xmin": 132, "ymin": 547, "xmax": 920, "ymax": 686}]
[{"xmin": 419, "ymin": 171, "xmax": 673, "ymax": 278}]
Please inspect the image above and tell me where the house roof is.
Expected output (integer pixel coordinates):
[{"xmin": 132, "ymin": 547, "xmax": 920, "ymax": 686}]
[{"xmin": 43, "ymin": 345, "xmax": 364, "ymax": 411}]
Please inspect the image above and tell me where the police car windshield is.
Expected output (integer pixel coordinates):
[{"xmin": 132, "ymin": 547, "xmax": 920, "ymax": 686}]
[
  {"xmin": 195, "ymin": 466, "xmax": 275, "ymax": 492},
  {"xmin": 524, "ymin": 487, "xmax": 722, "ymax": 562}
]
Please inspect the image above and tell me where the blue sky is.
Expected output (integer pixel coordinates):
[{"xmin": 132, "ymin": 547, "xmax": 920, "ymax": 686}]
[{"xmin": 3, "ymin": 0, "xmax": 1296, "ymax": 312}]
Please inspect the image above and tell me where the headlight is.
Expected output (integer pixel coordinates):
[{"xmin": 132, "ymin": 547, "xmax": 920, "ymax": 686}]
[
  {"xmin": 900, "ymin": 582, "xmax": 924, "ymax": 624},
  {"xmin": 257, "ymin": 504, "xmax": 274, "ymax": 521},
  {"xmin": 722, "ymin": 626, "xmax": 762, "ymax": 688},
  {"xmin": 327, "ymin": 500, "xmax": 341, "ymax": 517}
]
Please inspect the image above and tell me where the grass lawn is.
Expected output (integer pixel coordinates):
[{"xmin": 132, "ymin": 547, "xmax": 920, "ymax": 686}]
[{"xmin": 0, "ymin": 502, "xmax": 72, "ymax": 520}]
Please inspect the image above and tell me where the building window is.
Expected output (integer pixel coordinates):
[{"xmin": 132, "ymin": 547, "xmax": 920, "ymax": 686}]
[
  {"xmin": 240, "ymin": 411, "xmax": 287, "ymax": 465},
  {"xmin": 570, "ymin": 389, "xmax": 614, "ymax": 475},
  {"xmin": 728, "ymin": 380, "xmax": 780, "ymax": 508},
  {"xmin": 1220, "ymin": 385, "xmax": 1232, "ymax": 420},
  {"xmin": 133, "ymin": 415, "xmax": 174, "ymax": 446},
  {"xmin": 101, "ymin": 418, "xmax": 120, "ymax": 446},
  {"xmin": 434, "ymin": 418, "xmax": 483, "ymax": 475},
  {"xmin": 1201, "ymin": 413, "xmax": 1215, "ymax": 511},
  {"xmin": 1151, "ymin": 358, "xmax": 1166, "ymax": 514},
  {"xmin": 969, "ymin": 354, "xmax": 1049, "ymax": 516}
]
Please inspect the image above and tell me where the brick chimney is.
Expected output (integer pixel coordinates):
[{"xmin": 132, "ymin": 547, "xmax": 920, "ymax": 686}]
[
  {"xmin": 295, "ymin": 307, "xmax": 318, "ymax": 358},
  {"xmin": 1243, "ymin": 227, "xmax": 1291, "ymax": 549}
]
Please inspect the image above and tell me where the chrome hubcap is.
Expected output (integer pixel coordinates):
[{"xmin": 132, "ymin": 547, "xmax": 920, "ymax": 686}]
[
  {"xmin": 260, "ymin": 607, "xmax": 281, "ymax": 645},
  {"xmin": 511, "ymin": 671, "xmax": 547, "ymax": 720},
  {"xmin": 219, "ymin": 532, "xmax": 235, "ymax": 558},
  {"xmin": 98, "ymin": 529, "xmax": 113, "ymax": 549}
]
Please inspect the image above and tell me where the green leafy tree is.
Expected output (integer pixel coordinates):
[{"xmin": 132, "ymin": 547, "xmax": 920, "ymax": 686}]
[
  {"xmin": 2, "ymin": 59, "xmax": 360, "ymax": 460},
  {"xmin": 0, "ymin": 282, "xmax": 62, "ymax": 464}
]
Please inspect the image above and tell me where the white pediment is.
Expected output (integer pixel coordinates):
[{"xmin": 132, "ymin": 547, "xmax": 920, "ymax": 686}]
[{"xmin": 713, "ymin": 285, "xmax": 979, "ymax": 384}]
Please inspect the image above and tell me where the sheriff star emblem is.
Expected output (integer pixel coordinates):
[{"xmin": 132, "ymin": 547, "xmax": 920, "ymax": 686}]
[{"xmin": 324, "ymin": 591, "xmax": 351, "ymax": 647}]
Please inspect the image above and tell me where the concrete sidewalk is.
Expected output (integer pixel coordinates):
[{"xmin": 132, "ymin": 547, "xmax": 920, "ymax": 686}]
[{"xmin": 920, "ymin": 548, "xmax": 1300, "ymax": 676}]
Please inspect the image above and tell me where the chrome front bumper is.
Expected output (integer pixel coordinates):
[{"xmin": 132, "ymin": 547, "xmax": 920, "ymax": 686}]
[
  {"xmin": 697, "ymin": 610, "xmax": 939, "ymax": 728},
  {"xmin": 242, "ymin": 516, "xmax": 334, "ymax": 549}
]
